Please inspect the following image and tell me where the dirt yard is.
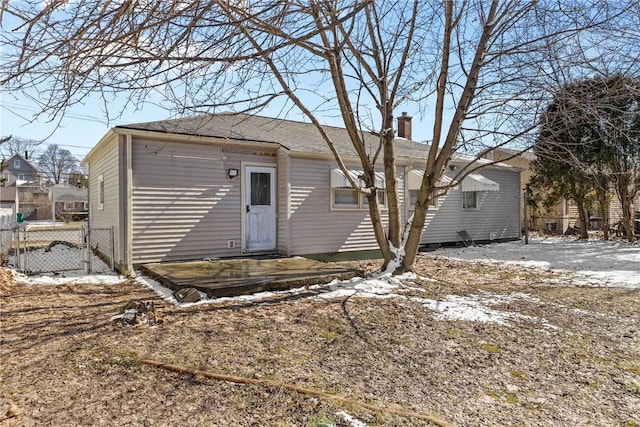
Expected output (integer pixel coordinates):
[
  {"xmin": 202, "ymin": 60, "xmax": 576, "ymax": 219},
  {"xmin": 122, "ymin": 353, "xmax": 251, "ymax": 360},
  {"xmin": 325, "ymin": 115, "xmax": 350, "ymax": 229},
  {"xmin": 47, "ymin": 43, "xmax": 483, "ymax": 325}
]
[{"xmin": 1, "ymin": 256, "xmax": 639, "ymax": 426}]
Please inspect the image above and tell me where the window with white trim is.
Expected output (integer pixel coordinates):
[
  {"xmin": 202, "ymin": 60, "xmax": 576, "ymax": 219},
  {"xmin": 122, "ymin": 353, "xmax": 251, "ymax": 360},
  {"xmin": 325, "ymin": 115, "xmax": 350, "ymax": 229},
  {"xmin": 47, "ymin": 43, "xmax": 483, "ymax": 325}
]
[
  {"xmin": 13, "ymin": 159, "xmax": 20, "ymax": 168},
  {"xmin": 330, "ymin": 168, "xmax": 386, "ymax": 209},
  {"xmin": 98, "ymin": 174, "xmax": 105, "ymax": 211},
  {"xmin": 462, "ymin": 191, "xmax": 478, "ymax": 210},
  {"xmin": 18, "ymin": 174, "xmax": 25, "ymax": 181},
  {"xmin": 332, "ymin": 188, "xmax": 385, "ymax": 209}
]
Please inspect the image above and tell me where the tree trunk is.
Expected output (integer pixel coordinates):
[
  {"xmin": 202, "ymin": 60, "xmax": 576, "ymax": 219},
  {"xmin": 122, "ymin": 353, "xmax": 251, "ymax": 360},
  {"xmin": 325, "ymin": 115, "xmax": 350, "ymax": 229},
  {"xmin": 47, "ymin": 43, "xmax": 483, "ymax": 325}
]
[
  {"xmin": 615, "ymin": 177, "xmax": 636, "ymax": 242},
  {"xmin": 596, "ymin": 181, "xmax": 609, "ymax": 240},
  {"xmin": 575, "ymin": 198, "xmax": 589, "ymax": 239}
]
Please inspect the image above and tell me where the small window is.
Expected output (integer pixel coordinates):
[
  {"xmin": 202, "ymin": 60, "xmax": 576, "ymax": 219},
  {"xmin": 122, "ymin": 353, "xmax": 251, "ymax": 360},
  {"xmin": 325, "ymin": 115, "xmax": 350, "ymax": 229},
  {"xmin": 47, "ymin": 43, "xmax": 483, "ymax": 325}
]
[
  {"xmin": 462, "ymin": 191, "xmax": 478, "ymax": 210},
  {"xmin": 18, "ymin": 174, "xmax": 25, "ymax": 181},
  {"xmin": 13, "ymin": 159, "xmax": 20, "ymax": 169},
  {"xmin": 333, "ymin": 188, "xmax": 359, "ymax": 207},
  {"xmin": 409, "ymin": 190, "xmax": 438, "ymax": 208},
  {"xmin": 83, "ymin": 202, "xmax": 89, "ymax": 211},
  {"xmin": 98, "ymin": 174, "xmax": 105, "ymax": 211}
]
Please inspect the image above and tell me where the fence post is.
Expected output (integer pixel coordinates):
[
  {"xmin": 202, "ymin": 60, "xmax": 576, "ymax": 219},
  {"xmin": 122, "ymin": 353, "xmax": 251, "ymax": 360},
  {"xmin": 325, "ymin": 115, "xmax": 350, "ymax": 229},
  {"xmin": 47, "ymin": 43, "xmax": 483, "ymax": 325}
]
[
  {"xmin": 85, "ymin": 225, "xmax": 91, "ymax": 274},
  {"xmin": 23, "ymin": 227, "xmax": 29, "ymax": 273}
]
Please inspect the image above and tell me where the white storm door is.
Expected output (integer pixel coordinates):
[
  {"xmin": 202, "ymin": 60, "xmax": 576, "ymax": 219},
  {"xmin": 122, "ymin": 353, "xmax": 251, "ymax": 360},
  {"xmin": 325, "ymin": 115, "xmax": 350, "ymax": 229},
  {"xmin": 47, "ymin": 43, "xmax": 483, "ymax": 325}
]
[{"xmin": 244, "ymin": 166, "xmax": 276, "ymax": 252}]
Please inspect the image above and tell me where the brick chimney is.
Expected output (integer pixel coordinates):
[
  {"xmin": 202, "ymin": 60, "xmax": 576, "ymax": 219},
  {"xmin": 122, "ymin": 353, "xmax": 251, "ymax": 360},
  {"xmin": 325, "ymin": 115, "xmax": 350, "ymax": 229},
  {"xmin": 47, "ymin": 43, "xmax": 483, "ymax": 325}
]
[{"xmin": 397, "ymin": 112, "xmax": 412, "ymax": 140}]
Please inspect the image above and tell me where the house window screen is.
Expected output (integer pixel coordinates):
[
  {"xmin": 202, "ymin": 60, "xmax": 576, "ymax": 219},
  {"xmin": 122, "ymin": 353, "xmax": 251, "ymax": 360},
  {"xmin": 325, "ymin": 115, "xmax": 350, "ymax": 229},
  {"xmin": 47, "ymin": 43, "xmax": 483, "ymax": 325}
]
[
  {"xmin": 251, "ymin": 172, "xmax": 271, "ymax": 205},
  {"xmin": 334, "ymin": 188, "xmax": 358, "ymax": 206},
  {"xmin": 462, "ymin": 191, "xmax": 478, "ymax": 209}
]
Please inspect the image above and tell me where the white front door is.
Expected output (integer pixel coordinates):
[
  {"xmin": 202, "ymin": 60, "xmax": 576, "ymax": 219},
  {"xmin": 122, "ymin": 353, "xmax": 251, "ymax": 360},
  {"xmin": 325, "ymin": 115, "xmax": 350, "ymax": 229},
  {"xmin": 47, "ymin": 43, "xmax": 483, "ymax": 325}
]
[{"xmin": 244, "ymin": 166, "xmax": 276, "ymax": 252}]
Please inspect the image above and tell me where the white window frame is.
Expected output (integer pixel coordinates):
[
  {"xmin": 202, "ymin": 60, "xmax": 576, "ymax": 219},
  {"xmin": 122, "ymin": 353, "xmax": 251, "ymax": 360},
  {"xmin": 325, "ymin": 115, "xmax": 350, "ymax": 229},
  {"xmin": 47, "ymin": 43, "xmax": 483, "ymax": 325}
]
[
  {"xmin": 462, "ymin": 191, "xmax": 478, "ymax": 210},
  {"xmin": 331, "ymin": 188, "xmax": 386, "ymax": 210},
  {"xmin": 83, "ymin": 201, "xmax": 89, "ymax": 211},
  {"xmin": 18, "ymin": 174, "xmax": 25, "ymax": 181},
  {"xmin": 13, "ymin": 159, "xmax": 20, "ymax": 169},
  {"xmin": 98, "ymin": 174, "xmax": 105, "ymax": 211}
]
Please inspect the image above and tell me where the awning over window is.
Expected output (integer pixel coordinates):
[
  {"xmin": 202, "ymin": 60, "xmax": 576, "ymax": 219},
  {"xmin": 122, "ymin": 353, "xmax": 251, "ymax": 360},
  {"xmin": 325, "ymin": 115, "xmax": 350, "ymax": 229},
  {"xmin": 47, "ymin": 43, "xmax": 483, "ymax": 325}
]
[
  {"xmin": 461, "ymin": 173, "xmax": 500, "ymax": 192},
  {"xmin": 407, "ymin": 170, "xmax": 453, "ymax": 190},
  {"xmin": 331, "ymin": 168, "xmax": 385, "ymax": 188}
]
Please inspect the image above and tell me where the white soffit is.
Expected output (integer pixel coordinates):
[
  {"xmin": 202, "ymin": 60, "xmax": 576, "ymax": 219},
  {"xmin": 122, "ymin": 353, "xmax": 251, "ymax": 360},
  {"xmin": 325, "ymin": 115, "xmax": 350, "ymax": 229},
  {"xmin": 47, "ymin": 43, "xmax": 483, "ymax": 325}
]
[
  {"xmin": 331, "ymin": 168, "xmax": 385, "ymax": 188},
  {"xmin": 407, "ymin": 170, "xmax": 453, "ymax": 190},
  {"xmin": 461, "ymin": 173, "xmax": 500, "ymax": 192}
]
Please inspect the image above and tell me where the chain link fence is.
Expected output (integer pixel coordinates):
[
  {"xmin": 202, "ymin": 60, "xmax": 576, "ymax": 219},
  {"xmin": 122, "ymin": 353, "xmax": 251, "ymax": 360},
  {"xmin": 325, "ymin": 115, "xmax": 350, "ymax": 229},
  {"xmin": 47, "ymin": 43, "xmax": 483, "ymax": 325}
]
[{"xmin": 0, "ymin": 223, "xmax": 114, "ymax": 275}]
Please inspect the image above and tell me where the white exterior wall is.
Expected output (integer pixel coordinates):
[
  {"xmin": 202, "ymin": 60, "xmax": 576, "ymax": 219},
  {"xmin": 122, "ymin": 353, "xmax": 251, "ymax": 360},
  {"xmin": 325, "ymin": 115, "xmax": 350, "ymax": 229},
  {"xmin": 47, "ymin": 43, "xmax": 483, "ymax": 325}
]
[
  {"xmin": 87, "ymin": 136, "xmax": 123, "ymax": 264},
  {"xmin": 418, "ymin": 168, "xmax": 521, "ymax": 244},
  {"xmin": 130, "ymin": 139, "xmax": 276, "ymax": 264}
]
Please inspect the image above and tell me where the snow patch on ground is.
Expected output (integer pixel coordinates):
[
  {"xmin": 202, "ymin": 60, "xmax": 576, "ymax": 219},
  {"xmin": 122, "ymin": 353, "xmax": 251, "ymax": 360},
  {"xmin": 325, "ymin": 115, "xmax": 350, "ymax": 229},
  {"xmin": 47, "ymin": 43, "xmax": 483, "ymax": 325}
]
[
  {"xmin": 410, "ymin": 292, "xmax": 558, "ymax": 330},
  {"xmin": 434, "ymin": 236, "xmax": 640, "ymax": 289},
  {"xmin": 15, "ymin": 271, "xmax": 127, "ymax": 286},
  {"xmin": 335, "ymin": 410, "xmax": 369, "ymax": 427}
]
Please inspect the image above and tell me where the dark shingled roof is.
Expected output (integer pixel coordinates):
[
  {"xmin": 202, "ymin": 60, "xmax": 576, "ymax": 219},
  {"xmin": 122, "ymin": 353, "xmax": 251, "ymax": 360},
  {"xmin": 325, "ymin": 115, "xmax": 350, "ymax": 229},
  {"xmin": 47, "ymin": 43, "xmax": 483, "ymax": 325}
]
[{"xmin": 117, "ymin": 112, "xmax": 430, "ymax": 160}]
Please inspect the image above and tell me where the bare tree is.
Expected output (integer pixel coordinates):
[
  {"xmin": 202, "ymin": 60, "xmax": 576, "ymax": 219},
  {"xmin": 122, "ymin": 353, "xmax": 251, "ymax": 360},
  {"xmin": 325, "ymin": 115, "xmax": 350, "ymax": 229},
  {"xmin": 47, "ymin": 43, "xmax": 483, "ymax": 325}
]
[
  {"xmin": 1, "ymin": 1, "xmax": 636, "ymax": 272},
  {"xmin": 0, "ymin": 136, "xmax": 42, "ymax": 159},
  {"xmin": 37, "ymin": 144, "xmax": 78, "ymax": 184}
]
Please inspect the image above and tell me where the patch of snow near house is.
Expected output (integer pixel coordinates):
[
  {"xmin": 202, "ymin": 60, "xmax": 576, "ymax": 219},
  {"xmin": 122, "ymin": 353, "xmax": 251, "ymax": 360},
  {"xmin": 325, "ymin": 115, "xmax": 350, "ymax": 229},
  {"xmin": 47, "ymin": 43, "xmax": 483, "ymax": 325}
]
[
  {"xmin": 16, "ymin": 273, "xmax": 127, "ymax": 286},
  {"xmin": 434, "ymin": 236, "xmax": 640, "ymax": 289}
]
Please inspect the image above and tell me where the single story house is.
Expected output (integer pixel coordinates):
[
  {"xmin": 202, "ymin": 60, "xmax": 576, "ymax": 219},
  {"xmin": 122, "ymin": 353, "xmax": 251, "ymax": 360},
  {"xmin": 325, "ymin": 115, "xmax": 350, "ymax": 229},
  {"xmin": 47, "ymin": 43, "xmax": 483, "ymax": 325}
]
[
  {"xmin": 51, "ymin": 183, "xmax": 89, "ymax": 221},
  {"xmin": 82, "ymin": 113, "xmax": 520, "ymax": 273}
]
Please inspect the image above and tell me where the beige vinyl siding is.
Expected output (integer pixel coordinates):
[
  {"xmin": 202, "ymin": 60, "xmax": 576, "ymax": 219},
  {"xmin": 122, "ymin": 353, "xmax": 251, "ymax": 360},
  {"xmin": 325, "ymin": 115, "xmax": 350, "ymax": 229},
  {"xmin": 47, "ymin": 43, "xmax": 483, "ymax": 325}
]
[
  {"xmin": 419, "ymin": 168, "xmax": 520, "ymax": 244},
  {"xmin": 87, "ymin": 135, "xmax": 123, "ymax": 264},
  {"xmin": 288, "ymin": 158, "xmax": 395, "ymax": 255},
  {"xmin": 130, "ymin": 139, "xmax": 276, "ymax": 263},
  {"xmin": 277, "ymin": 149, "xmax": 291, "ymax": 255}
]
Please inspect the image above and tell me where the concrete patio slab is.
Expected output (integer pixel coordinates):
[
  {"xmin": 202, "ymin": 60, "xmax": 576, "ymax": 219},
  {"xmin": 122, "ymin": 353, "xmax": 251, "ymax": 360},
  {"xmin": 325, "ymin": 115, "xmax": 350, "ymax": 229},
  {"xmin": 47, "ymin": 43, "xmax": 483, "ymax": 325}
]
[{"xmin": 141, "ymin": 256, "xmax": 361, "ymax": 298}]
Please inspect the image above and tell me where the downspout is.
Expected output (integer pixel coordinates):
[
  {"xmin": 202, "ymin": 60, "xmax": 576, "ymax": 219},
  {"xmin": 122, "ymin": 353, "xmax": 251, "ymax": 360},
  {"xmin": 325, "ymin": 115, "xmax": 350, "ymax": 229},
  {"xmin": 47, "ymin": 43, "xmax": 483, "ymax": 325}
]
[{"xmin": 126, "ymin": 133, "xmax": 133, "ymax": 275}]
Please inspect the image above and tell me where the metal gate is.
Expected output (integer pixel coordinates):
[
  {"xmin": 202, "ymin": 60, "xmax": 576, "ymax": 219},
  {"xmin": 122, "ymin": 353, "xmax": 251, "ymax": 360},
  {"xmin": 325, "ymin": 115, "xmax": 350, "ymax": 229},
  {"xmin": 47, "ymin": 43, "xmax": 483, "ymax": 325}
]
[{"xmin": 5, "ymin": 224, "xmax": 114, "ymax": 275}]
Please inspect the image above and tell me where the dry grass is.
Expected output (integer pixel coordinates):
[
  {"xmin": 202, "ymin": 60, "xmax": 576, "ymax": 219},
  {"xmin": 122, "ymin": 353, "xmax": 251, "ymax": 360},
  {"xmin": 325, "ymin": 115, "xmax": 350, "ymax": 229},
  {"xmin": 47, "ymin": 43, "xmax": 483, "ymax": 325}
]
[{"xmin": 1, "ymin": 256, "xmax": 639, "ymax": 426}]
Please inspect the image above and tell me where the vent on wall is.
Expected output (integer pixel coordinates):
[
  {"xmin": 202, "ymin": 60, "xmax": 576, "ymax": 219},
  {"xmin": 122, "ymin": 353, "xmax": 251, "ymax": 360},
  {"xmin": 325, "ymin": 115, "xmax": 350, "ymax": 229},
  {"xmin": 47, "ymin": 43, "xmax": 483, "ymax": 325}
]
[{"xmin": 227, "ymin": 240, "xmax": 236, "ymax": 249}]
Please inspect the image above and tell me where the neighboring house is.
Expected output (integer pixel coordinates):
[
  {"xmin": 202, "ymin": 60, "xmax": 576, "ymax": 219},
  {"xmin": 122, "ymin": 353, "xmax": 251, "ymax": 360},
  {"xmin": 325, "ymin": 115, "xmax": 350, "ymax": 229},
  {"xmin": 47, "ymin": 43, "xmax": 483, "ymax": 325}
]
[
  {"xmin": 2, "ymin": 154, "xmax": 39, "ymax": 186},
  {"xmin": 83, "ymin": 113, "xmax": 521, "ymax": 273},
  {"xmin": 1, "ymin": 153, "xmax": 52, "ymax": 221},
  {"xmin": 486, "ymin": 147, "xmax": 640, "ymax": 233},
  {"xmin": 51, "ymin": 183, "xmax": 89, "ymax": 222}
]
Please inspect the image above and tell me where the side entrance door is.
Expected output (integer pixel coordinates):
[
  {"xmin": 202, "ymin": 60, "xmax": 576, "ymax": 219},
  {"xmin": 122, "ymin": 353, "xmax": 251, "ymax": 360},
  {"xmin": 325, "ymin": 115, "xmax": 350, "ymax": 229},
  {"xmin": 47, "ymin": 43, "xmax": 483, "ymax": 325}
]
[{"xmin": 244, "ymin": 165, "xmax": 276, "ymax": 252}]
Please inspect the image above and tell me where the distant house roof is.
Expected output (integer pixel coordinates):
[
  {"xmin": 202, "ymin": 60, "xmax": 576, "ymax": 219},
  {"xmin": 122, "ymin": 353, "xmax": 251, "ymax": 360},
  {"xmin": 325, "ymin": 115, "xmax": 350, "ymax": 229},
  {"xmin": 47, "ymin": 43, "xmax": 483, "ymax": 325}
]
[
  {"xmin": 491, "ymin": 147, "xmax": 535, "ymax": 162},
  {"xmin": 116, "ymin": 112, "xmax": 431, "ymax": 161}
]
